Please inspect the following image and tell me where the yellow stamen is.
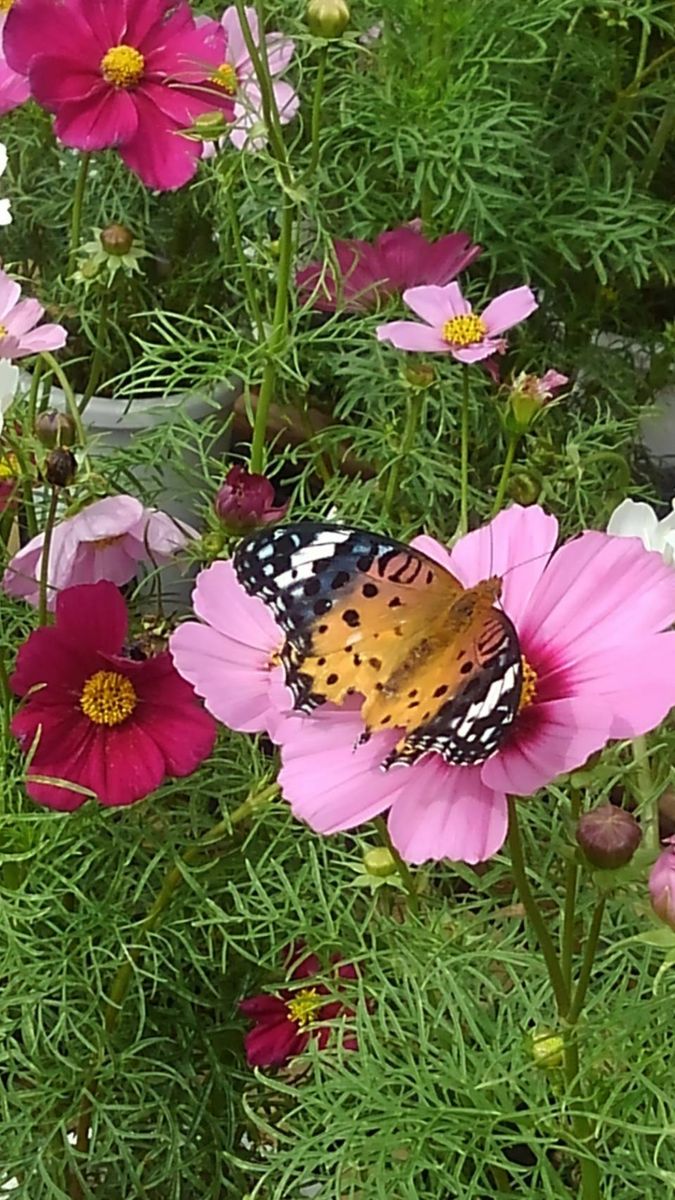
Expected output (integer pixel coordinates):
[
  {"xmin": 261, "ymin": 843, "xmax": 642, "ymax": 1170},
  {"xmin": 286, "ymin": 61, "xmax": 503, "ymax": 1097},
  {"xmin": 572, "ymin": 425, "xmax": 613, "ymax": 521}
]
[
  {"xmin": 80, "ymin": 670, "xmax": 137, "ymax": 726},
  {"xmin": 442, "ymin": 312, "xmax": 487, "ymax": 348},
  {"xmin": 101, "ymin": 44, "xmax": 145, "ymax": 89},
  {"xmin": 211, "ymin": 62, "xmax": 238, "ymax": 94},
  {"xmin": 0, "ymin": 0, "xmax": 14, "ymax": 11},
  {"xmin": 0, "ymin": 452, "xmax": 18, "ymax": 480},
  {"xmin": 88, "ymin": 534, "xmax": 125, "ymax": 551},
  {"xmin": 286, "ymin": 987, "xmax": 323, "ymax": 1029},
  {"xmin": 0, "ymin": 323, "xmax": 8, "ymax": 338},
  {"xmin": 518, "ymin": 656, "xmax": 538, "ymax": 712}
]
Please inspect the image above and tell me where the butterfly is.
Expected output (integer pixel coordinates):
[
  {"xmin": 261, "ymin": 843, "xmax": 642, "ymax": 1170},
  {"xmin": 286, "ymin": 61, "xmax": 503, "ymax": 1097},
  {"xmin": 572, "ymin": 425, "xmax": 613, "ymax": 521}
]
[{"xmin": 233, "ymin": 523, "xmax": 522, "ymax": 770}]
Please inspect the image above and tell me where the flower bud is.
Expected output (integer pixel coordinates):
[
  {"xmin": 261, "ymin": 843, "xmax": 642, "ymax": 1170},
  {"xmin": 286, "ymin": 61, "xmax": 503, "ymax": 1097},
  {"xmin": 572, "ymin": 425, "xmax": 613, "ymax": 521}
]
[
  {"xmin": 191, "ymin": 111, "xmax": 230, "ymax": 142},
  {"xmin": 506, "ymin": 369, "xmax": 569, "ymax": 433},
  {"xmin": 362, "ymin": 847, "xmax": 398, "ymax": 878},
  {"xmin": 576, "ymin": 804, "xmax": 642, "ymax": 870},
  {"xmin": 35, "ymin": 409, "xmax": 77, "ymax": 449},
  {"xmin": 528, "ymin": 1028, "xmax": 564, "ymax": 1069},
  {"xmin": 306, "ymin": 0, "xmax": 350, "ymax": 38},
  {"xmin": 215, "ymin": 465, "xmax": 288, "ymax": 531},
  {"xmin": 507, "ymin": 472, "xmax": 541, "ymax": 505},
  {"xmin": 649, "ymin": 837, "xmax": 675, "ymax": 931},
  {"xmin": 403, "ymin": 363, "xmax": 435, "ymax": 389},
  {"xmin": 99, "ymin": 223, "xmax": 134, "ymax": 257},
  {"xmin": 43, "ymin": 448, "xmax": 77, "ymax": 488}
]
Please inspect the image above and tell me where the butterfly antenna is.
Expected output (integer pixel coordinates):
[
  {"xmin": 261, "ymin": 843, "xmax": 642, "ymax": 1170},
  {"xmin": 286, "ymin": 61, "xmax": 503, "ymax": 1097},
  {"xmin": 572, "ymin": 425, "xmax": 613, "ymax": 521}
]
[{"xmin": 501, "ymin": 547, "xmax": 555, "ymax": 579}]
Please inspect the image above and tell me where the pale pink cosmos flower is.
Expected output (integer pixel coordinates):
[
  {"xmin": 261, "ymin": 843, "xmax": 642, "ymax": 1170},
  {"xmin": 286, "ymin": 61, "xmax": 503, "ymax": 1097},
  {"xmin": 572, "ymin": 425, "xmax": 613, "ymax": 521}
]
[
  {"xmin": 0, "ymin": 11, "xmax": 29, "ymax": 116},
  {"xmin": 174, "ymin": 505, "xmax": 675, "ymax": 865},
  {"xmin": 376, "ymin": 281, "xmax": 538, "ymax": 363},
  {"xmin": 649, "ymin": 837, "xmax": 675, "ymax": 931},
  {"xmin": 210, "ymin": 5, "xmax": 298, "ymax": 152},
  {"xmin": 0, "ymin": 269, "xmax": 66, "ymax": 359},
  {"xmin": 169, "ymin": 560, "xmax": 290, "ymax": 733},
  {"xmin": 3, "ymin": 495, "xmax": 197, "ymax": 610}
]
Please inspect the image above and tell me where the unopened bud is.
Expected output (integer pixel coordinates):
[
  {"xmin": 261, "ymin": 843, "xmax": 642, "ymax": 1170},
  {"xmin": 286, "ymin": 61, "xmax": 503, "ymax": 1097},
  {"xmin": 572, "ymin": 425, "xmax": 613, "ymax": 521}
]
[
  {"xmin": 529, "ymin": 1028, "xmax": 564, "ymax": 1069},
  {"xmin": 404, "ymin": 364, "xmax": 435, "ymax": 389},
  {"xmin": 100, "ymin": 223, "xmax": 134, "ymax": 257},
  {"xmin": 649, "ymin": 837, "xmax": 675, "ymax": 931},
  {"xmin": 35, "ymin": 409, "xmax": 77, "ymax": 449},
  {"xmin": 44, "ymin": 448, "xmax": 77, "ymax": 488},
  {"xmin": 576, "ymin": 804, "xmax": 642, "ymax": 870},
  {"xmin": 306, "ymin": 0, "xmax": 350, "ymax": 38},
  {"xmin": 191, "ymin": 111, "xmax": 230, "ymax": 141},
  {"xmin": 362, "ymin": 847, "xmax": 398, "ymax": 878},
  {"xmin": 507, "ymin": 472, "xmax": 541, "ymax": 505}
]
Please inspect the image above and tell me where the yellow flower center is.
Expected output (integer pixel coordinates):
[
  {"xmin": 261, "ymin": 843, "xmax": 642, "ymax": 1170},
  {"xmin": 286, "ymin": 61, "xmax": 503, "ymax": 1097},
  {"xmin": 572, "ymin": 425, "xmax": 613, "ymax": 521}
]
[
  {"xmin": 286, "ymin": 987, "xmax": 323, "ymax": 1029},
  {"xmin": 88, "ymin": 534, "xmax": 125, "ymax": 550},
  {"xmin": 0, "ymin": 323, "xmax": 8, "ymax": 338},
  {"xmin": 0, "ymin": 452, "xmax": 18, "ymax": 479},
  {"xmin": 211, "ymin": 62, "xmax": 238, "ymax": 94},
  {"xmin": 518, "ymin": 656, "xmax": 538, "ymax": 712},
  {"xmin": 100, "ymin": 44, "xmax": 145, "ymax": 89},
  {"xmin": 442, "ymin": 313, "xmax": 487, "ymax": 348},
  {"xmin": 80, "ymin": 670, "xmax": 137, "ymax": 726},
  {"xmin": 0, "ymin": 0, "xmax": 14, "ymax": 11}
]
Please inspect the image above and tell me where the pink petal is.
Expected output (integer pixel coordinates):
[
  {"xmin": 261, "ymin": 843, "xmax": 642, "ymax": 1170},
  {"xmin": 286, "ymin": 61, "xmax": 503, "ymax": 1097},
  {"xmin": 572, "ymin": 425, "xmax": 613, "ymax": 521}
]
[
  {"xmin": 481, "ymin": 697, "xmax": 612, "ymax": 796},
  {"xmin": 9, "ymin": 324, "xmax": 68, "ymax": 357},
  {"xmin": 450, "ymin": 339, "xmax": 501, "ymax": 363},
  {"xmin": 412, "ymin": 504, "xmax": 559, "ymax": 632},
  {"xmin": 118, "ymin": 92, "xmax": 200, "ymax": 190},
  {"xmin": 24, "ymin": 53, "xmax": 102, "ymax": 106},
  {"xmin": 56, "ymin": 580, "xmax": 128, "ymax": 656},
  {"xmin": 403, "ymin": 281, "xmax": 468, "ymax": 325},
  {"xmin": 126, "ymin": 0, "xmax": 187, "ymax": 48},
  {"xmin": 376, "ymin": 321, "xmax": 448, "ymax": 353},
  {"xmin": 265, "ymin": 32, "xmax": 295, "ymax": 77},
  {"xmin": 481, "ymin": 286, "xmax": 538, "ymax": 336},
  {"xmin": 3, "ymin": 298, "xmax": 43, "ymax": 337},
  {"xmin": 54, "ymin": 89, "xmax": 139, "ymax": 151},
  {"xmin": 4, "ymin": 0, "xmax": 96, "ymax": 74},
  {"xmin": 272, "ymin": 79, "xmax": 299, "ymax": 125},
  {"xmin": 0, "ymin": 272, "xmax": 21, "ymax": 320},
  {"xmin": 192, "ymin": 560, "xmax": 279, "ymax": 647},
  {"xmin": 169, "ymin": 621, "xmax": 286, "ymax": 733},
  {"xmin": 222, "ymin": 4, "xmax": 257, "ymax": 69},
  {"xmin": 387, "ymin": 761, "xmax": 508, "ymax": 864},
  {"xmin": 71, "ymin": 495, "xmax": 143, "ymax": 539}
]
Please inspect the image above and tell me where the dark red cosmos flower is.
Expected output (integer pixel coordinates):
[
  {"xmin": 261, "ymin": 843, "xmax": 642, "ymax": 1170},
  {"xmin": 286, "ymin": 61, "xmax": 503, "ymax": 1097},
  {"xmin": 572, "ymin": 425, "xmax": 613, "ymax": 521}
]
[
  {"xmin": 214, "ymin": 464, "xmax": 288, "ymax": 531},
  {"xmin": 296, "ymin": 223, "xmax": 481, "ymax": 313},
  {"xmin": 10, "ymin": 580, "xmax": 216, "ymax": 810},
  {"xmin": 240, "ymin": 945, "xmax": 359, "ymax": 1068}
]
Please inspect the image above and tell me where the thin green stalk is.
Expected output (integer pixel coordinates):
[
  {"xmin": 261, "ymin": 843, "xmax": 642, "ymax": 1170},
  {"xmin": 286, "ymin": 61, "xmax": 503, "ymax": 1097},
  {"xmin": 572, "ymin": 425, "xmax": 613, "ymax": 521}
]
[
  {"xmin": 561, "ymin": 791, "xmax": 582, "ymax": 992},
  {"xmin": 223, "ymin": 183, "xmax": 264, "ymax": 340},
  {"xmin": 308, "ymin": 43, "xmax": 328, "ymax": 175},
  {"xmin": 459, "ymin": 365, "xmax": 470, "ymax": 535},
  {"xmin": 568, "ymin": 897, "xmax": 606, "ymax": 1025},
  {"xmin": 68, "ymin": 153, "xmax": 91, "ymax": 272},
  {"xmin": 632, "ymin": 734, "xmax": 659, "ymax": 851},
  {"xmin": 37, "ymin": 486, "xmax": 59, "ymax": 626},
  {"xmin": 374, "ymin": 816, "xmax": 419, "ymax": 916},
  {"xmin": 0, "ymin": 644, "xmax": 11, "ymax": 709},
  {"xmin": 491, "ymin": 433, "xmax": 519, "ymax": 515},
  {"xmin": 79, "ymin": 289, "xmax": 110, "ymax": 414},
  {"xmin": 71, "ymin": 784, "xmax": 277, "ymax": 1176},
  {"xmin": 506, "ymin": 796, "xmax": 569, "ymax": 1016},
  {"xmin": 639, "ymin": 97, "xmax": 675, "ymax": 189},
  {"xmin": 563, "ymin": 1036, "xmax": 601, "ymax": 1200},
  {"xmin": 26, "ymin": 358, "xmax": 45, "ymax": 431},
  {"xmin": 40, "ymin": 352, "xmax": 87, "ymax": 448},
  {"xmin": 232, "ymin": 0, "xmax": 289, "ymax": 174},
  {"xmin": 9, "ymin": 442, "xmax": 38, "ymax": 540},
  {"xmin": 250, "ymin": 195, "xmax": 294, "ymax": 473},
  {"xmin": 383, "ymin": 387, "xmax": 424, "ymax": 517}
]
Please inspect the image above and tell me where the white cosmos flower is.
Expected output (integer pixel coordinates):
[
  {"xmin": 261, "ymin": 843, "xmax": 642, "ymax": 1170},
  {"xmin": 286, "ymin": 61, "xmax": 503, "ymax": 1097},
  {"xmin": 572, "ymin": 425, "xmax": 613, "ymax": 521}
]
[
  {"xmin": 607, "ymin": 497, "xmax": 675, "ymax": 566},
  {"xmin": 0, "ymin": 359, "xmax": 18, "ymax": 436},
  {"xmin": 0, "ymin": 142, "xmax": 10, "ymax": 226}
]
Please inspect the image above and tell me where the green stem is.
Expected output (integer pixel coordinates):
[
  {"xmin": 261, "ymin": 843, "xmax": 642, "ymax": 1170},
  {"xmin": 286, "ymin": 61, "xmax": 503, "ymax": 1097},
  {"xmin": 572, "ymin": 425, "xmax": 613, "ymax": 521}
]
[
  {"xmin": 10, "ymin": 441, "xmax": 38, "ymax": 540},
  {"xmin": 308, "ymin": 44, "xmax": 328, "ymax": 175},
  {"xmin": 26, "ymin": 358, "xmax": 45, "ymax": 431},
  {"xmin": 232, "ymin": 0, "xmax": 289, "ymax": 174},
  {"xmin": 491, "ymin": 433, "xmax": 519, "ymax": 515},
  {"xmin": 38, "ymin": 486, "xmax": 59, "ymax": 626},
  {"xmin": 383, "ymin": 386, "xmax": 424, "ymax": 517},
  {"xmin": 568, "ymin": 897, "xmax": 606, "ymax": 1024},
  {"xmin": 79, "ymin": 289, "xmax": 110, "ymax": 415},
  {"xmin": 0, "ymin": 644, "xmax": 11, "ymax": 709},
  {"xmin": 562, "ymin": 1036, "xmax": 601, "ymax": 1200},
  {"xmin": 561, "ymin": 791, "xmax": 582, "ymax": 993},
  {"xmin": 632, "ymin": 734, "xmax": 659, "ymax": 851},
  {"xmin": 40, "ymin": 353, "xmax": 87, "ymax": 449},
  {"xmin": 459, "ymin": 365, "xmax": 470, "ymax": 535},
  {"xmin": 374, "ymin": 816, "xmax": 419, "ymax": 916},
  {"xmin": 68, "ymin": 153, "xmax": 91, "ymax": 272},
  {"xmin": 71, "ymin": 784, "xmax": 277, "ymax": 1174},
  {"xmin": 639, "ymin": 97, "xmax": 675, "ymax": 189},
  {"xmin": 506, "ymin": 796, "xmax": 569, "ymax": 1017},
  {"xmin": 250, "ymin": 195, "xmax": 295, "ymax": 473},
  {"xmin": 224, "ymin": 182, "xmax": 264, "ymax": 341}
]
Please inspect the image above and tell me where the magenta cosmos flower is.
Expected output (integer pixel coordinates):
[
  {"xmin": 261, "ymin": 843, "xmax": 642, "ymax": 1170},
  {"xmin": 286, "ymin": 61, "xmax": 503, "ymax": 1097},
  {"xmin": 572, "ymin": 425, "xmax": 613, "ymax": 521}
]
[
  {"xmin": 0, "ymin": 269, "xmax": 66, "ymax": 359},
  {"xmin": 0, "ymin": 8, "xmax": 29, "ymax": 115},
  {"xmin": 296, "ymin": 225, "xmax": 482, "ymax": 313},
  {"xmin": 376, "ymin": 281, "xmax": 538, "ymax": 363},
  {"xmin": 649, "ymin": 837, "xmax": 675, "ymax": 931},
  {"xmin": 3, "ymin": 494, "xmax": 196, "ymax": 610},
  {"xmin": 4, "ymin": 0, "xmax": 235, "ymax": 191},
  {"xmin": 10, "ymin": 581, "xmax": 216, "ymax": 810},
  {"xmin": 210, "ymin": 5, "xmax": 298, "ymax": 152},
  {"xmin": 214, "ymin": 464, "xmax": 288, "ymax": 530},
  {"xmin": 172, "ymin": 505, "xmax": 675, "ymax": 865},
  {"xmin": 240, "ymin": 944, "xmax": 359, "ymax": 1068}
]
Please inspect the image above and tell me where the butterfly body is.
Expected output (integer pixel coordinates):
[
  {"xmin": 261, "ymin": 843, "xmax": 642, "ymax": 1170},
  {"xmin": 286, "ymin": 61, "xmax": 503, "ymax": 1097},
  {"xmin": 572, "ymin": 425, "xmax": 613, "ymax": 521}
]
[{"xmin": 233, "ymin": 523, "xmax": 522, "ymax": 768}]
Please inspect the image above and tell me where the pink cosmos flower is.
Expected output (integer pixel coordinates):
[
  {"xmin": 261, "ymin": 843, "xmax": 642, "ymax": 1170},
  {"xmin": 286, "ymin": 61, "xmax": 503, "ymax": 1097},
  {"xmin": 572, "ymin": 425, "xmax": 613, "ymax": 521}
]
[
  {"xmin": 649, "ymin": 837, "xmax": 675, "ymax": 931},
  {"xmin": 210, "ymin": 5, "xmax": 298, "ymax": 152},
  {"xmin": 0, "ymin": 10, "xmax": 29, "ymax": 115},
  {"xmin": 240, "ymin": 943, "xmax": 359, "ymax": 1068},
  {"xmin": 4, "ymin": 0, "xmax": 235, "ymax": 191},
  {"xmin": 3, "ymin": 494, "xmax": 196, "ymax": 610},
  {"xmin": 176, "ymin": 506, "xmax": 675, "ymax": 865},
  {"xmin": 0, "ymin": 269, "xmax": 66, "ymax": 359},
  {"xmin": 376, "ymin": 281, "xmax": 538, "ymax": 362},
  {"xmin": 169, "ymin": 559, "xmax": 290, "ymax": 734},
  {"xmin": 214, "ymin": 464, "xmax": 288, "ymax": 530},
  {"xmin": 296, "ymin": 226, "xmax": 482, "ymax": 313},
  {"xmin": 10, "ymin": 581, "xmax": 216, "ymax": 810}
]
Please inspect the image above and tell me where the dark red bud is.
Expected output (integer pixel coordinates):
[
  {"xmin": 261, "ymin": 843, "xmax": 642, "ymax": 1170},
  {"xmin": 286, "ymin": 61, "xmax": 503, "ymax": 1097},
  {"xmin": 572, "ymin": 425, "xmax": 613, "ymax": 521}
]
[
  {"xmin": 214, "ymin": 464, "xmax": 288, "ymax": 531},
  {"xmin": 44, "ymin": 448, "xmax": 77, "ymax": 488},
  {"xmin": 576, "ymin": 804, "xmax": 642, "ymax": 870},
  {"xmin": 100, "ymin": 223, "xmax": 134, "ymax": 256}
]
